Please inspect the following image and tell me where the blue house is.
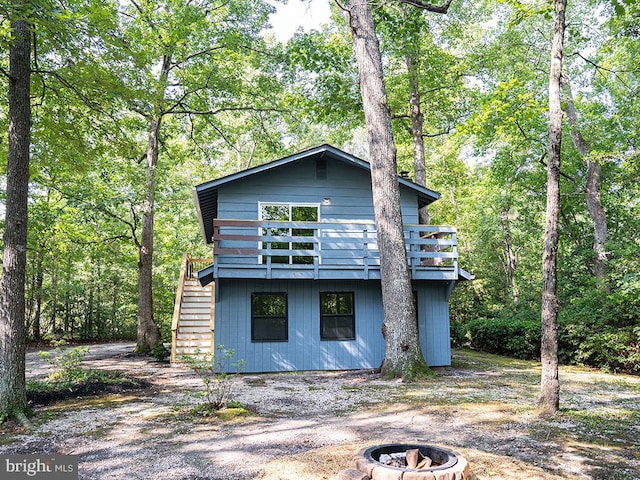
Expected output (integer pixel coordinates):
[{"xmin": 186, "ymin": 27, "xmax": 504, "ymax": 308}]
[{"xmin": 171, "ymin": 144, "xmax": 471, "ymax": 372}]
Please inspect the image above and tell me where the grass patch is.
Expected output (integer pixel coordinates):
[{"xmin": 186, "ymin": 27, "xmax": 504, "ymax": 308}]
[
  {"xmin": 166, "ymin": 401, "xmax": 258, "ymax": 424},
  {"xmin": 559, "ymin": 407, "xmax": 640, "ymax": 447}
]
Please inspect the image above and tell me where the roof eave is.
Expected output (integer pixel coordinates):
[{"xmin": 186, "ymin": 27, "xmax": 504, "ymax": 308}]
[{"xmin": 193, "ymin": 187, "xmax": 209, "ymax": 244}]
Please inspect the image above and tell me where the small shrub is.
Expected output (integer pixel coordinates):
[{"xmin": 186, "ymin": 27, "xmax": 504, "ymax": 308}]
[
  {"xmin": 151, "ymin": 342, "xmax": 170, "ymax": 362},
  {"xmin": 27, "ymin": 370, "xmax": 146, "ymax": 406},
  {"xmin": 38, "ymin": 340, "xmax": 90, "ymax": 383},
  {"xmin": 181, "ymin": 346, "xmax": 245, "ymax": 411}
]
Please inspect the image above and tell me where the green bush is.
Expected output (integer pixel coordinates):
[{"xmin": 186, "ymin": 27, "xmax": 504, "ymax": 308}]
[
  {"xmin": 563, "ymin": 324, "xmax": 640, "ymax": 374},
  {"xmin": 181, "ymin": 346, "xmax": 245, "ymax": 411},
  {"xmin": 458, "ymin": 317, "xmax": 541, "ymax": 360},
  {"xmin": 455, "ymin": 315, "xmax": 640, "ymax": 374},
  {"xmin": 151, "ymin": 342, "xmax": 170, "ymax": 362},
  {"xmin": 38, "ymin": 340, "xmax": 90, "ymax": 383}
]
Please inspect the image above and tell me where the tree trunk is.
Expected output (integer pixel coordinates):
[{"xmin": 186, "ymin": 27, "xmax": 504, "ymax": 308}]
[
  {"xmin": 539, "ymin": 0, "xmax": 566, "ymax": 417},
  {"xmin": 48, "ymin": 271, "xmax": 58, "ymax": 335},
  {"xmin": 32, "ymin": 251, "xmax": 44, "ymax": 342},
  {"xmin": 346, "ymin": 0, "xmax": 426, "ymax": 379},
  {"xmin": 406, "ymin": 53, "xmax": 430, "ymax": 226},
  {"xmin": 560, "ymin": 75, "xmax": 609, "ymax": 286},
  {"xmin": 500, "ymin": 193, "xmax": 519, "ymax": 304},
  {"xmin": 0, "ymin": 13, "xmax": 31, "ymax": 424},
  {"xmin": 135, "ymin": 54, "xmax": 171, "ymax": 354},
  {"xmin": 135, "ymin": 113, "xmax": 163, "ymax": 353},
  {"xmin": 500, "ymin": 212, "xmax": 519, "ymax": 304}
]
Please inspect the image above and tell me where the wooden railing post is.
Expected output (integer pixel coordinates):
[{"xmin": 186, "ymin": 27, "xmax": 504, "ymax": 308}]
[
  {"xmin": 363, "ymin": 225, "xmax": 369, "ymax": 278},
  {"xmin": 171, "ymin": 253, "xmax": 190, "ymax": 363}
]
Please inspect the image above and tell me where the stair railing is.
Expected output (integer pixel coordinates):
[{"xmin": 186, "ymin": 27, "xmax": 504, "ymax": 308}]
[{"xmin": 171, "ymin": 253, "xmax": 190, "ymax": 363}]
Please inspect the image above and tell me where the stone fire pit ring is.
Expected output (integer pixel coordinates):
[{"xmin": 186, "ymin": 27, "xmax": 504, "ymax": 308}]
[{"xmin": 353, "ymin": 443, "xmax": 469, "ymax": 480}]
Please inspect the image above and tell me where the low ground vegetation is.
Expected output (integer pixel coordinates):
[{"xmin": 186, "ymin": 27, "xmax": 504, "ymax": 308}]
[
  {"xmin": 27, "ymin": 341, "xmax": 148, "ymax": 407},
  {"xmin": 2, "ymin": 344, "xmax": 638, "ymax": 479},
  {"xmin": 452, "ymin": 308, "xmax": 640, "ymax": 375}
]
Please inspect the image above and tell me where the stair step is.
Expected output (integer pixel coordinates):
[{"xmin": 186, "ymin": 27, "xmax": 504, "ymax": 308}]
[
  {"xmin": 176, "ymin": 331, "xmax": 211, "ymax": 342},
  {"xmin": 178, "ymin": 320, "xmax": 210, "ymax": 326},
  {"xmin": 180, "ymin": 312, "xmax": 211, "ymax": 319},
  {"xmin": 180, "ymin": 305, "xmax": 211, "ymax": 313},
  {"xmin": 183, "ymin": 292, "xmax": 212, "ymax": 299},
  {"xmin": 175, "ymin": 347, "xmax": 213, "ymax": 355},
  {"xmin": 178, "ymin": 327, "xmax": 211, "ymax": 335},
  {"xmin": 176, "ymin": 340, "xmax": 212, "ymax": 348},
  {"xmin": 179, "ymin": 315, "xmax": 210, "ymax": 322}
]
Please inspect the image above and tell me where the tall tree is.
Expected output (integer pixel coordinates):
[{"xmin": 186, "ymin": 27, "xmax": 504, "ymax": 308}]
[
  {"xmin": 345, "ymin": 0, "xmax": 424, "ymax": 378},
  {"xmin": 118, "ymin": 0, "xmax": 276, "ymax": 353},
  {"xmin": 539, "ymin": 0, "xmax": 566, "ymax": 416},
  {"xmin": 402, "ymin": 5, "xmax": 429, "ymax": 225},
  {"xmin": 343, "ymin": 0, "xmax": 454, "ymax": 378},
  {"xmin": 135, "ymin": 52, "xmax": 170, "ymax": 354},
  {"xmin": 0, "ymin": 2, "xmax": 31, "ymax": 425},
  {"xmin": 560, "ymin": 73, "xmax": 608, "ymax": 286}
]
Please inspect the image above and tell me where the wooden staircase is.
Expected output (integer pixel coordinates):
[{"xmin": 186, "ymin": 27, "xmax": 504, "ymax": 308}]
[{"xmin": 171, "ymin": 255, "xmax": 215, "ymax": 363}]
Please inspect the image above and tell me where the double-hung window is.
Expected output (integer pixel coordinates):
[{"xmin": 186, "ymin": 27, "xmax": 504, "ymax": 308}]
[
  {"xmin": 251, "ymin": 293, "xmax": 288, "ymax": 342},
  {"xmin": 320, "ymin": 292, "xmax": 355, "ymax": 340}
]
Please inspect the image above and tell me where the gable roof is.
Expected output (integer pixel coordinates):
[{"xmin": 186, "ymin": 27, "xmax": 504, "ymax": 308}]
[{"xmin": 194, "ymin": 144, "xmax": 441, "ymax": 244}]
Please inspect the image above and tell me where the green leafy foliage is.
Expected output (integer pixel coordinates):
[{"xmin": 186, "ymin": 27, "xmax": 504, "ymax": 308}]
[
  {"xmin": 181, "ymin": 346, "xmax": 245, "ymax": 411},
  {"xmin": 38, "ymin": 340, "xmax": 90, "ymax": 383},
  {"xmin": 454, "ymin": 317, "xmax": 541, "ymax": 360}
]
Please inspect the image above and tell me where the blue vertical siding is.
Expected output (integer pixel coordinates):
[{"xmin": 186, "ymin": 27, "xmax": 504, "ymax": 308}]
[
  {"xmin": 215, "ymin": 278, "xmax": 452, "ymax": 372},
  {"xmin": 216, "ymin": 278, "xmax": 385, "ymax": 372},
  {"xmin": 216, "ymin": 157, "xmax": 420, "ymax": 225},
  {"xmin": 416, "ymin": 282, "xmax": 452, "ymax": 366}
]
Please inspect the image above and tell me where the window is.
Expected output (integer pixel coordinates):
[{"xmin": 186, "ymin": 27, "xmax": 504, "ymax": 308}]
[
  {"xmin": 320, "ymin": 292, "xmax": 355, "ymax": 340},
  {"xmin": 251, "ymin": 293, "xmax": 288, "ymax": 342},
  {"xmin": 259, "ymin": 203, "xmax": 319, "ymax": 264}
]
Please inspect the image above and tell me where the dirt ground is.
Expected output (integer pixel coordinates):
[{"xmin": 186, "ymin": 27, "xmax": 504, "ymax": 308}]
[{"xmin": 1, "ymin": 342, "xmax": 639, "ymax": 480}]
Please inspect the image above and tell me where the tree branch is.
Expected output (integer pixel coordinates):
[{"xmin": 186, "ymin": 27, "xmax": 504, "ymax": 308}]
[
  {"xmin": 167, "ymin": 105, "xmax": 286, "ymax": 116},
  {"xmin": 32, "ymin": 69, "xmax": 103, "ymax": 111},
  {"xmin": 47, "ymin": 183, "xmax": 140, "ymax": 247},
  {"xmin": 569, "ymin": 51, "xmax": 633, "ymax": 91},
  {"xmin": 538, "ymin": 154, "xmax": 580, "ymax": 191},
  {"xmin": 396, "ymin": 0, "xmax": 454, "ymax": 14},
  {"xmin": 172, "ymin": 45, "xmax": 225, "ymax": 67}
]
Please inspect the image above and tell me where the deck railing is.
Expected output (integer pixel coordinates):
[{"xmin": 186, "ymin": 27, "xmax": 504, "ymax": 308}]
[
  {"xmin": 185, "ymin": 257, "xmax": 214, "ymax": 279},
  {"xmin": 211, "ymin": 219, "xmax": 458, "ymax": 280}
]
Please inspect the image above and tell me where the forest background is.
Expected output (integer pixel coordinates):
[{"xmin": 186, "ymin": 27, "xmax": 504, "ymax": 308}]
[{"xmin": 1, "ymin": 0, "xmax": 638, "ymax": 374}]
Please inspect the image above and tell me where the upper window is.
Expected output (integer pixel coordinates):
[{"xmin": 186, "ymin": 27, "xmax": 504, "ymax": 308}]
[
  {"xmin": 251, "ymin": 293, "xmax": 288, "ymax": 342},
  {"xmin": 259, "ymin": 203, "xmax": 319, "ymax": 265},
  {"xmin": 320, "ymin": 292, "xmax": 355, "ymax": 340}
]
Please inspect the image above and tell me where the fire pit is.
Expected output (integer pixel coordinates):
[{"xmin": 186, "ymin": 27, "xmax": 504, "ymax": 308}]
[{"xmin": 352, "ymin": 443, "xmax": 469, "ymax": 480}]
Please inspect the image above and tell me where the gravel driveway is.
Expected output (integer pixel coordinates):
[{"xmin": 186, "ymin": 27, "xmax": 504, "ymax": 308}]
[{"xmin": 2, "ymin": 342, "xmax": 639, "ymax": 480}]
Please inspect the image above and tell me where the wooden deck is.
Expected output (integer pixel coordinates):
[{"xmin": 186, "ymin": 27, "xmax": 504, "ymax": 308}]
[{"xmin": 209, "ymin": 219, "xmax": 459, "ymax": 281}]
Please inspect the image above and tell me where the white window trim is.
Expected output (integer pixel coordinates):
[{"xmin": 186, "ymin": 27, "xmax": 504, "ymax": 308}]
[{"xmin": 258, "ymin": 202, "xmax": 321, "ymax": 265}]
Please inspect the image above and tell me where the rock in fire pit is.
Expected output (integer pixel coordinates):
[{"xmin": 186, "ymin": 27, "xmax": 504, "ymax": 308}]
[{"xmin": 350, "ymin": 443, "xmax": 469, "ymax": 480}]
